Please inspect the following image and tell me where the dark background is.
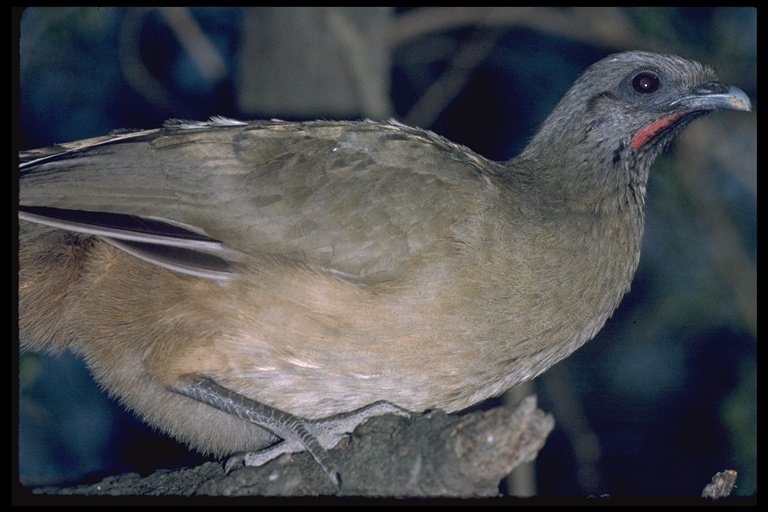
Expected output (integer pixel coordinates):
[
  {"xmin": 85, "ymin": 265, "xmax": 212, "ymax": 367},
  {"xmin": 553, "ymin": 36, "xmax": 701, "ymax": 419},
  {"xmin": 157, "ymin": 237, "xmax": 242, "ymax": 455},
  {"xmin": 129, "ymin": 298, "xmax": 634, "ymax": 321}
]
[{"xmin": 16, "ymin": 7, "xmax": 756, "ymax": 497}]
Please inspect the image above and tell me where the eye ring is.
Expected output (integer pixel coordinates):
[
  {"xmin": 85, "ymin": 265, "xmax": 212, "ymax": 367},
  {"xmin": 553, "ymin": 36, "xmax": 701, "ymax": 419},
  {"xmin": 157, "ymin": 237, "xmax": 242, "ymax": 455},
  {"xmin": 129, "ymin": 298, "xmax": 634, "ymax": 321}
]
[{"xmin": 632, "ymin": 71, "xmax": 661, "ymax": 95}]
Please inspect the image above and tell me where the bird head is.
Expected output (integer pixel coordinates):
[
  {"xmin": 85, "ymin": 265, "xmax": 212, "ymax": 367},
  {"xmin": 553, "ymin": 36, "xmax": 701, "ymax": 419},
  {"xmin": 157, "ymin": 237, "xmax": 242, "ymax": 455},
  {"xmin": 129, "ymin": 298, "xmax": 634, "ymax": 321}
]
[{"xmin": 522, "ymin": 51, "xmax": 750, "ymax": 191}]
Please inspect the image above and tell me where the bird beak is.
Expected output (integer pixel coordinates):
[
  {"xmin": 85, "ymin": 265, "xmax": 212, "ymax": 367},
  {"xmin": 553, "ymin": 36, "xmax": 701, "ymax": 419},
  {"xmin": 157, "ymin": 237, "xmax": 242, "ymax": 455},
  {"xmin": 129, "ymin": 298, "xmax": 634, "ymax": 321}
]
[{"xmin": 671, "ymin": 82, "xmax": 751, "ymax": 112}]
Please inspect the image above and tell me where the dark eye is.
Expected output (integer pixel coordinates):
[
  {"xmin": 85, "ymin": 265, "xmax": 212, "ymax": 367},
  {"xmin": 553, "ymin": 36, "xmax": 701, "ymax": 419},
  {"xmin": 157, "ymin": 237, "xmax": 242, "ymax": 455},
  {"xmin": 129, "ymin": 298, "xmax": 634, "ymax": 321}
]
[{"xmin": 632, "ymin": 71, "xmax": 660, "ymax": 94}]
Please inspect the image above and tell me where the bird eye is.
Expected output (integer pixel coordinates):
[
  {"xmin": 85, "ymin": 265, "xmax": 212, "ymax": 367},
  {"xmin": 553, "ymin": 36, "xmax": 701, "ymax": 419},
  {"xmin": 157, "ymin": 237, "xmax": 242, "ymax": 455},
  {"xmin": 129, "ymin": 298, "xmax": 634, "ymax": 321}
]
[{"xmin": 632, "ymin": 71, "xmax": 660, "ymax": 94}]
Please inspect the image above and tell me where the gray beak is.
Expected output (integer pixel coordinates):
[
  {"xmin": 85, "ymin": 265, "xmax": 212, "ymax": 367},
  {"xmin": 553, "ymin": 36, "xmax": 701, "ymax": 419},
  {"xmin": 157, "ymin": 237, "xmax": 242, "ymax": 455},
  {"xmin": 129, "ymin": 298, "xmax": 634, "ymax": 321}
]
[{"xmin": 672, "ymin": 82, "xmax": 751, "ymax": 112}]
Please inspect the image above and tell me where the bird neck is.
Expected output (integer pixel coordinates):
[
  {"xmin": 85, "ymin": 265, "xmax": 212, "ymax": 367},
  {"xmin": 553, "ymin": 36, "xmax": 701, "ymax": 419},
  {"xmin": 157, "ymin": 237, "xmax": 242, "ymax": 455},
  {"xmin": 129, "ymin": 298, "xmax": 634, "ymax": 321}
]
[
  {"xmin": 503, "ymin": 132, "xmax": 650, "ymax": 304},
  {"xmin": 514, "ymin": 132, "xmax": 650, "ymax": 221}
]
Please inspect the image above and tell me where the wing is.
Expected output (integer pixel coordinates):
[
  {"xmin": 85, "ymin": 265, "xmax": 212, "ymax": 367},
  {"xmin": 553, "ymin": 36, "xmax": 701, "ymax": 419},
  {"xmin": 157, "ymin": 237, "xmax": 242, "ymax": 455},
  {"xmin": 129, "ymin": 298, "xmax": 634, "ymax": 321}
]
[{"xmin": 19, "ymin": 118, "xmax": 503, "ymax": 284}]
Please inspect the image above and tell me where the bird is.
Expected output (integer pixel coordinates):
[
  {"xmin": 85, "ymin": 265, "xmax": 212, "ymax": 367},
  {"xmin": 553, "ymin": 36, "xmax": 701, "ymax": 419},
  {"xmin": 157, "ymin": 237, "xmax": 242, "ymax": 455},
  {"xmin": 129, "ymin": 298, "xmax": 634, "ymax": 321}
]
[{"xmin": 18, "ymin": 51, "xmax": 751, "ymax": 486}]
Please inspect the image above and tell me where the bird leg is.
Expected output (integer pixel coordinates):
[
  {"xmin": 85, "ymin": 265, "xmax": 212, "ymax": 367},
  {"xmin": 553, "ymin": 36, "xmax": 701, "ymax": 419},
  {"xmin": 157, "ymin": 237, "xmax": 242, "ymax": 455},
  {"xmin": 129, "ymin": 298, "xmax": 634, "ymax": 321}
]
[{"xmin": 170, "ymin": 374, "xmax": 411, "ymax": 487}]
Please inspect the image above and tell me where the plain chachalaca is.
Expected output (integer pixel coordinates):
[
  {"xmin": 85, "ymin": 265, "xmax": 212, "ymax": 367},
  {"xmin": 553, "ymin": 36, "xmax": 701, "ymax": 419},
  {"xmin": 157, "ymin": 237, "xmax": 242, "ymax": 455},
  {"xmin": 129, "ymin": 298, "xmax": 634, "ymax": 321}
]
[{"xmin": 18, "ymin": 52, "xmax": 751, "ymax": 486}]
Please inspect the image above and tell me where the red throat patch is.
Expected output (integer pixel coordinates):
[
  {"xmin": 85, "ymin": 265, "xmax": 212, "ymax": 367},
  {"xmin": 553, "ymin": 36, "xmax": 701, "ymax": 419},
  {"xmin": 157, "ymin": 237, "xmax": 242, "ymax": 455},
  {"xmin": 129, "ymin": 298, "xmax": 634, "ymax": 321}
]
[{"xmin": 630, "ymin": 111, "xmax": 688, "ymax": 152}]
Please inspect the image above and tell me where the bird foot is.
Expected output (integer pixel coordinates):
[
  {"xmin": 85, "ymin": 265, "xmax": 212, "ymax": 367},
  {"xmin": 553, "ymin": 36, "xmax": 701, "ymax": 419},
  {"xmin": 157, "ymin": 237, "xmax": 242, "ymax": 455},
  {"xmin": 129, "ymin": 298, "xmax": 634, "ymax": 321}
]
[
  {"xmin": 172, "ymin": 375, "xmax": 410, "ymax": 487},
  {"xmin": 224, "ymin": 400, "xmax": 411, "ymax": 484}
]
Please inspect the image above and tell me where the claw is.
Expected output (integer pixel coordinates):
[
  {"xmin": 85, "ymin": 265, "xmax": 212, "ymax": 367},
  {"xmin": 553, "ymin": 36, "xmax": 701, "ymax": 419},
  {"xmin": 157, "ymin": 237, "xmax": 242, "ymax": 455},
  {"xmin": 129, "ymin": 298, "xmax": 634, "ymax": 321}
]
[{"xmin": 223, "ymin": 453, "xmax": 246, "ymax": 474}]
